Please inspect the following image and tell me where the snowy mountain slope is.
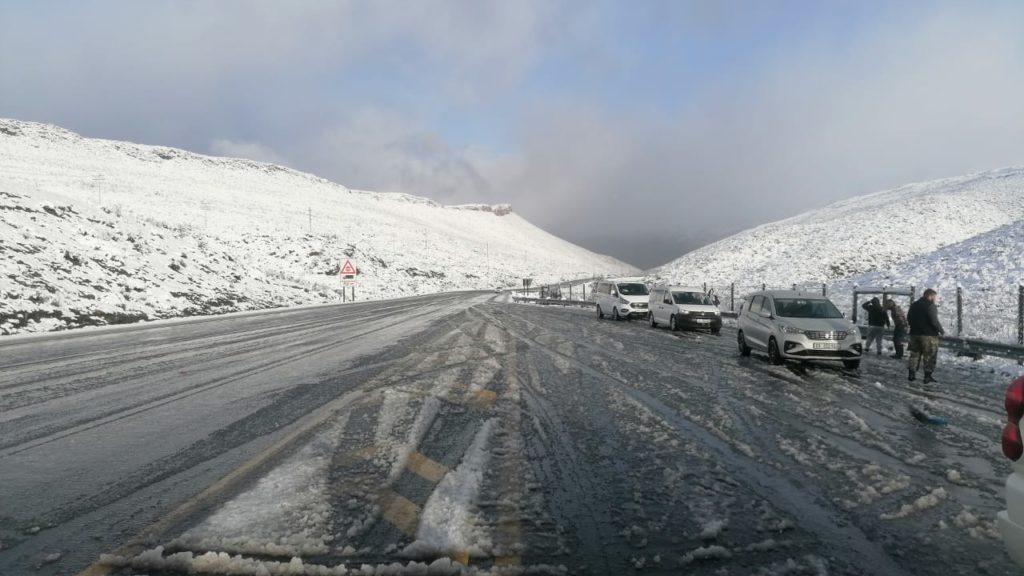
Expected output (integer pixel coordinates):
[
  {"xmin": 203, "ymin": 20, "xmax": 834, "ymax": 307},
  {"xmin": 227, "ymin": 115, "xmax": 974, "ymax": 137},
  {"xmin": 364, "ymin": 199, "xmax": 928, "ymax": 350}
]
[
  {"xmin": 828, "ymin": 221, "xmax": 1024, "ymax": 342},
  {"xmin": 0, "ymin": 119, "xmax": 635, "ymax": 335},
  {"xmin": 653, "ymin": 166, "xmax": 1024, "ymax": 287}
]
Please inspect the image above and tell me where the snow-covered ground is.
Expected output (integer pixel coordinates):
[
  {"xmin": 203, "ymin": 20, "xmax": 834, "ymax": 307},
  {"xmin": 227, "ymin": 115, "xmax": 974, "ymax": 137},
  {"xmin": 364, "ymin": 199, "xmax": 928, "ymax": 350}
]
[
  {"xmin": 651, "ymin": 167, "xmax": 1024, "ymax": 343},
  {"xmin": 0, "ymin": 119, "xmax": 635, "ymax": 335}
]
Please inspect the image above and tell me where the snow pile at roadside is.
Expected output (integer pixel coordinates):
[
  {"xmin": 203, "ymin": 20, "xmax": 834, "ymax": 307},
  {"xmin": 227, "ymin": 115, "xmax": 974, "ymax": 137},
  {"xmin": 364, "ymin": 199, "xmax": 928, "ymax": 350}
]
[
  {"xmin": 652, "ymin": 166, "xmax": 1024, "ymax": 288},
  {"xmin": 170, "ymin": 414, "xmax": 350, "ymax": 556},
  {"xmin": 104, "ymin": 547, "xmax": 566, "ymax": 575},
  {"xmin": 0, "ymin": 119, "xmax": 634, "ymax": 335}
]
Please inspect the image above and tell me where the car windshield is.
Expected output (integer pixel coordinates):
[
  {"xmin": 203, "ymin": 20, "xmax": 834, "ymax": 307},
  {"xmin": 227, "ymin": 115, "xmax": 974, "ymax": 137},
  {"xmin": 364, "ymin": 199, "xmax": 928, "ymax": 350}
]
[
  {"xmin": 617, "ymin": 283, "xmax": 649, "ymax": 296},
  {"xmin": 672, "ymin": 291, "xmax": 711, "ymax": 305},
  {"xmin": 774, "ymin": 298, "xmax": 843, "ymax": 319}
]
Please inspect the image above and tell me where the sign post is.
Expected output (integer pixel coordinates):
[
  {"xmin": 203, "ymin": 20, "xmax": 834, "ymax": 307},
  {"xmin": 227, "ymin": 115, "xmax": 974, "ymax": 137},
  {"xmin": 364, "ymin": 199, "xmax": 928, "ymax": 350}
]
[
  {"xmin": 522, "ymin": 278, "xmax": 533, "ymax": 297},
  {"xmin": 340, "ymin": 259, "xmax": 358, "ymax": 301}
]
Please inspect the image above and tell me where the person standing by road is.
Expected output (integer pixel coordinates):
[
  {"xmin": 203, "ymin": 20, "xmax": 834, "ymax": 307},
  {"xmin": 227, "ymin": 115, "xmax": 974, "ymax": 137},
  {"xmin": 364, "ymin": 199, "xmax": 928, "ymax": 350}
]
[
  {"xmin": 884, "ymin": 298, "xmax": 909, "ymax": 359},
  {"xmin": 861, "ymin": 297, "xmax": 890, "ymax": 355},
  {"xmin": 907, "ymin": 289, "xmax": 944, "ymax": 383}
]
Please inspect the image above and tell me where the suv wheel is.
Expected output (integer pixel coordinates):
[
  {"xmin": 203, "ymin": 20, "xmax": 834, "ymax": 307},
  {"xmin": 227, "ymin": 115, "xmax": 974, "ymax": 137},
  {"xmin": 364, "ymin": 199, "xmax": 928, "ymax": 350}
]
[
  {"xmin": 843, "ymin": 359, "xmax": 861, "ymax": 370},
  {"xmin": 650, "ymin": 313, "xmax": 657, "ymax": 328},
  {"xmin": 737, "ymin": 331, "xmax": 752, "ymax": 356},
  {"xmin": 613, "ymin": 308, "xmax": 622, "ymax": 321},
  {"xmin": 670, "ymin": 315, "xmax": 679, "ymax": 331},
  {"xmin": 768, "ymin": 338, "xmax": 785, "ymax": 365},
  {"xmin": 596, "ymin": 305, "xmax": 604, "ymax": 319}
]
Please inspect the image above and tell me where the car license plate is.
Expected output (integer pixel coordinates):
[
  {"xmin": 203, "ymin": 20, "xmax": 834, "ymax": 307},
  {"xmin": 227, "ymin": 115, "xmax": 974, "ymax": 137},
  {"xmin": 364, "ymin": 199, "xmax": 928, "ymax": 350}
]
[
  {"xmin": 696, "ymin": 319, "xmax": 710, "ymax": 324},
  {"xmin": 813, "ymin": 342, "xmax": 839, "ymax": 350}
]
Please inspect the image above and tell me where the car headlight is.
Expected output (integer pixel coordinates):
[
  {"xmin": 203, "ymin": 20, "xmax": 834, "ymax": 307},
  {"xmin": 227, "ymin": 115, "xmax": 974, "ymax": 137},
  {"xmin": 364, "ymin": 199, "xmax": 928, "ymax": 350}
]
[
  {"xmin": 714, "ymin": 310, "xmax": 721, "ymax": 316},
  {"xmin": 781, "ymin": 325, "xmax": 805, "ymax": 334},
  {"xmin": 679, "ymin": 309, "xmax": 690, "ymax": 315},
  {"xmin": 618, "ymin": 297, "xmax": 628, "ymax": 304}
]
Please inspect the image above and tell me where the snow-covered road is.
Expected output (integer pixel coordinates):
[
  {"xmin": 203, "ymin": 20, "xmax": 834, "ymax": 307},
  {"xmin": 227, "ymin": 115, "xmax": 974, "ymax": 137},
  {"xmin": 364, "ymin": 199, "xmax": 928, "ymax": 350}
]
[{"xmin": 0, "ymin": 295, "xmax": 1017, "ymax": 575}]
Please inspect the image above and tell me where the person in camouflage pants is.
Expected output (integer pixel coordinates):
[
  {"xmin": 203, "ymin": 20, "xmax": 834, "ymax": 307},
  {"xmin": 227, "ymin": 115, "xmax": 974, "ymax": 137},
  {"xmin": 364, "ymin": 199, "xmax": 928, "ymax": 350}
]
[{"xmin": 908, "ymin": 334, "xmax": 939, "ymax": 373}]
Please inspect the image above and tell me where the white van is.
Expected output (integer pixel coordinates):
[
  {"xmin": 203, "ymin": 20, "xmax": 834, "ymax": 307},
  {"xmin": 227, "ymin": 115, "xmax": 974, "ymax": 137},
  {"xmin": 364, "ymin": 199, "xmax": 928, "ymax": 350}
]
[
  {"xmin": 648, "ymin": 286, "xmax": 722, "ymax": 334},
  {"xmin": 594, "ymin": 278, "xmax": 650, "ymax": 320}
]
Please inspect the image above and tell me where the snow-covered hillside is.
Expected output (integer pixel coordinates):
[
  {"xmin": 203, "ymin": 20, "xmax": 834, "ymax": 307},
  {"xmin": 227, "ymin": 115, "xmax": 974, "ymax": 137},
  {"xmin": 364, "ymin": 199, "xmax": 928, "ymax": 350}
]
[
  {"xmin": 0, "ymin": 119, "xmax": 634, "ymax": 335},
  {"xmin": 830, "ymin": 221, "xmax": 1024, "ymax": 342},
  {"xmin": 652, "ymin": 167, "xmax": 1024, "ymax": 343},
  {"xmin": 654, "ymin": 167, "xmax": 1024, "ymax": 286}
]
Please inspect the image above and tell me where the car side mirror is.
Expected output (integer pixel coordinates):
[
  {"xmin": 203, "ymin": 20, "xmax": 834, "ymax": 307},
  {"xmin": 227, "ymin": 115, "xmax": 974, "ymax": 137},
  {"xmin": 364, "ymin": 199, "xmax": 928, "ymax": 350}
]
[
  {"xmin": 664, "ymin": 298, "xmax": 672, "ymax": 305},
  {"xmin": 611, "ymin": 291, "xmax": 618, "ymax": 297}
]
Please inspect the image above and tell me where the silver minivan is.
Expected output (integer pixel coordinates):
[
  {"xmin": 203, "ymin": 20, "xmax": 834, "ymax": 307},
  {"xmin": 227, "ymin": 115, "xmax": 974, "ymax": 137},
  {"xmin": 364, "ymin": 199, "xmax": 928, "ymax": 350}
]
[
  {"xmin": 594, "ymin": 278, "xmax": 650, "ymax": 320},
  {"xmin": 736, "ymin": 290, "xmax": 863, "ymax": 369},
  {"xmin": 648, "ymin": 286, "xmax": 722, "ymax": 334}
]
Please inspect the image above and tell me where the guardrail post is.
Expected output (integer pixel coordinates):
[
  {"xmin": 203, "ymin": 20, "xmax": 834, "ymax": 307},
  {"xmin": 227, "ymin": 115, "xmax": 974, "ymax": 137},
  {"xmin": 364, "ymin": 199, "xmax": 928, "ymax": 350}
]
[
  {"xmin": 583, "ymin": 283, "xmax": 586, "ymax": 301},
  {"xmin": 852, "ymin": 288, "xmax": 859, "ymax": 324},
  {"xmin": 730, "ymin": 283, "xmax": 735, "ymax": 312},
  {"xmin": 956, "ymin": 286, "xmax": 963, "ymax": 337}
]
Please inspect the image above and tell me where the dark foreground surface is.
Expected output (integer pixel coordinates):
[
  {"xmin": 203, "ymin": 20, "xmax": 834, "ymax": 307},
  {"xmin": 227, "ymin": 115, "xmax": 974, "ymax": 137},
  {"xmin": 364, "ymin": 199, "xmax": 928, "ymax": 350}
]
[{"xmin": 0, "ymin": 293, "xmax": 1019, "ymax": 575}]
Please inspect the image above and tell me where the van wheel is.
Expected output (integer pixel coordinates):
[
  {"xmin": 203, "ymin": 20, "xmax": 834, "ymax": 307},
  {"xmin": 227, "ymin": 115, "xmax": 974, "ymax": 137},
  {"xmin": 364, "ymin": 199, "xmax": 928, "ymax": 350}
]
[
  {"xmin": 613, "ymin": 308, "xmax": 621, "ymax": 321},
  {"xmin": 669, "ymin": 315, "xmax": 679, "ymax": 331},
  {"xmin": 768, "ymin": 338, "xmax": 785, "ymax": 365},
  {"xmin": 596, "ymin": 305, "xmax": 604, "ymax": 319},
  {"xmin": 737, "ymin": 331, "xmax": 751, "ymax": 356},
  {"xmin": 650, "ymin": 313, "xmax": 657, "ymax": 328},
  {"xmin": 711, "ymin": 327, "xmax": 721, "ymax": 336},
  {"xmin": 843, "ymin": 360, "xmax": 861, "ymax": 370}
]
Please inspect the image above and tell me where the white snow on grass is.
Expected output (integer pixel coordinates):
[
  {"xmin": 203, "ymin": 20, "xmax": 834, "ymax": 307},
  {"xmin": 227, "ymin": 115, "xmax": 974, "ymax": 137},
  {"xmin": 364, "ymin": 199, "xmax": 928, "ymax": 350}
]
[
  {"xmin": 405, "ymin": 418, "xmax": 499, "ymax": 559},
  {"xmin": 880, "ymin": 487, "xmax": 948, "ymax": 520},
  {"xmin": 171, "ymin": 413, "xmax": 349, "ymax": 557},
  {"xmin": 0, "ymin": 119, "xmax": 635, "ymax": 336}
]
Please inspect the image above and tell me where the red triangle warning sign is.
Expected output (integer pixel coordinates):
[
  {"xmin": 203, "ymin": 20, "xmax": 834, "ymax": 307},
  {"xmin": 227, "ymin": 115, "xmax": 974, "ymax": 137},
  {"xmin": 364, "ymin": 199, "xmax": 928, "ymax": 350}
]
[{"xmin": 339, "ymin": 260, "xmax": 357, "ymax": 275}]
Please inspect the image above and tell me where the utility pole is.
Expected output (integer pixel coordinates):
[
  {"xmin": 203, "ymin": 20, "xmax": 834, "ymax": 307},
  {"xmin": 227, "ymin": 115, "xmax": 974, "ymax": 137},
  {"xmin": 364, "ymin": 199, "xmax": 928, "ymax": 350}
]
[{"xmin": 93, "ymin": 174, "xmax": 104, "ymax": 205}]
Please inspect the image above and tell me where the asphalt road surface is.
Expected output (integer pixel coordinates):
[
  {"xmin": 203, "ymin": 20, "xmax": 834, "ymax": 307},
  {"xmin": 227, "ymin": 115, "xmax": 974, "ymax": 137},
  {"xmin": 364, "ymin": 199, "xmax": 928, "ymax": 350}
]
[{"xmin": 0, "ymin": 293, "xmax": 1018, "ymax": 575}]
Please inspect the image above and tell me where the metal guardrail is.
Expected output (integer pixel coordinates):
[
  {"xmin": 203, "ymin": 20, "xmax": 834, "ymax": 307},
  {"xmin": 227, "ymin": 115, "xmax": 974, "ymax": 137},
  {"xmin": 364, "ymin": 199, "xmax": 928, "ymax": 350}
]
[
  {"xmin": 512, "ymin": 297, "xmax": 595, "ymax": 308},
  {"xmin": 856, "ymin": 326, "xmax": 1024, "ymax": 361}
]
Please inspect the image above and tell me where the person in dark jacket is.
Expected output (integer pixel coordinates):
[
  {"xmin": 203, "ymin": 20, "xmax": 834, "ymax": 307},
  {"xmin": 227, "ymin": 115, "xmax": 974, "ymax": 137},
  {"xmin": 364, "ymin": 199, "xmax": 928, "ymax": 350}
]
[
  {"xmin": 861, "ymin": 297, "xmax": 890, "ymax": 355},
  {"xmin": 907, "ymin": 289, "xmax": 944, "ymax": 383},
  {"xmin": 884, "ymin": 298, "xmax": 909, "ymax": 359}
]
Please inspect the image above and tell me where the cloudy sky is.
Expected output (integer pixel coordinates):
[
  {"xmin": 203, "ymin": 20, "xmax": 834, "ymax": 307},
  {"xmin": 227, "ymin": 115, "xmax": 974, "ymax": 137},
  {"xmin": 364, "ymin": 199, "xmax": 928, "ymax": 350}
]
[{"xmin": 3, "ymin": 1, "xmax": 1024, "ymax": 268}]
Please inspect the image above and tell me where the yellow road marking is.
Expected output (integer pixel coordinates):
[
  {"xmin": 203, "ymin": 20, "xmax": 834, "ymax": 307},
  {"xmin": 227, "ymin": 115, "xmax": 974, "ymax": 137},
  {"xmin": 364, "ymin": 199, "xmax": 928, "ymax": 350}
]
[
  {"xmin": 77, "ymin": 387, "xmax": 371, "ymax": 576},
  {"xmin": 470, "ymin": 388, "xmax": 498, "ymax": 408},
  {"xmin": 405, "ymin": 451, "xmax": 449, "ymax": 483},
  {"xmin": 492, "ymin": 339, "xmax": 523, "ymax": 566},
  {"xmin": 378, "ymin": 489, "xmax": 422, "ymax": 536}
]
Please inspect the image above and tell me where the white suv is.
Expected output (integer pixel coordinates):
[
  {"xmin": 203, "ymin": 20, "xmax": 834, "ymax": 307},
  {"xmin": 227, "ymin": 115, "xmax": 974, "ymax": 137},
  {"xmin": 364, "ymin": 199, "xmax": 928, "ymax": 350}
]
[
  {"xmin": 736, "ymin": 290, "xmax": 862, "ymax": 370},
  {"xmin": 648, "ymin": 286, "xmax": 722, "ymax": 334},
  {"xmin": 594, "ymin": 279, "xmax": 650, "ymax": 320}
]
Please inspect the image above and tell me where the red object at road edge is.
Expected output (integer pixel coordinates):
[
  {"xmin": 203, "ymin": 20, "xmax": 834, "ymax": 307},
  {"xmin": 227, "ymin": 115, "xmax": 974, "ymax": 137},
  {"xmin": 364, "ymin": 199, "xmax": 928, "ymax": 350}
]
[{"xmin": 1003, "ymin": 375, "xmax": 1024, "ymax": 461}]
